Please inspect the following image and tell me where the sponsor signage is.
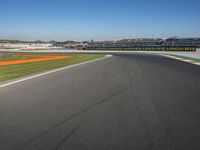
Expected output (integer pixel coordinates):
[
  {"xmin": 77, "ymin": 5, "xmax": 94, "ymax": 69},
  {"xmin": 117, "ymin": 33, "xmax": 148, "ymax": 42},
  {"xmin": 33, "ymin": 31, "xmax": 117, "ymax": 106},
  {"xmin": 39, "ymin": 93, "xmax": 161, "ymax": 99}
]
[{"xmin": 86, "ymin": 46, "xmax": 196, "ymax": 51}]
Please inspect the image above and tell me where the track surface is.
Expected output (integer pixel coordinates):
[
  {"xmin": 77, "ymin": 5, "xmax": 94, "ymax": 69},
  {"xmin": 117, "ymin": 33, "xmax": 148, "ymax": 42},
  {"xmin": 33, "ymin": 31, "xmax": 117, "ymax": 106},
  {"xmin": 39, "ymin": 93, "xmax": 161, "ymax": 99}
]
[{"xmin": 0, "ymin": 54, "xmax": 200, "ymax": 150}]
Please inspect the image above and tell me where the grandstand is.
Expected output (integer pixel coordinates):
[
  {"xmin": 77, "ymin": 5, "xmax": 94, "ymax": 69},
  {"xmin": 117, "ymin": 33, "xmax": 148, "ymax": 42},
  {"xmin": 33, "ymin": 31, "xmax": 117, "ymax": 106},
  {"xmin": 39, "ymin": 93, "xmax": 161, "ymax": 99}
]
[{"xmin": 86, "ymin": 38, "xmax": 200, "ymax": 48}]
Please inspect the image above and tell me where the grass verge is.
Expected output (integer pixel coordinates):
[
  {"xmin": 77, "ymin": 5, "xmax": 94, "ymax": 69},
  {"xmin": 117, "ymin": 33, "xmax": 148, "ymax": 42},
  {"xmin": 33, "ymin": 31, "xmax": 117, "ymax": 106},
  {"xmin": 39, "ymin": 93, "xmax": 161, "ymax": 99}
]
[{"xmin": 0, "ymin": 54, "xmax": 104, "ymax": 82}]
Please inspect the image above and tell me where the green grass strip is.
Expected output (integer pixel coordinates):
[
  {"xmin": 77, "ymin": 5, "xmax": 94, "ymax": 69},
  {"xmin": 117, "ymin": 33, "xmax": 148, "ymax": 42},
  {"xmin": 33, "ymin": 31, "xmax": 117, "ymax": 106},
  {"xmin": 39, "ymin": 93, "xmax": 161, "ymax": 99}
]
[{"xmin": 0, "ymin": 54, "xmax": 104, "ymax": 82}]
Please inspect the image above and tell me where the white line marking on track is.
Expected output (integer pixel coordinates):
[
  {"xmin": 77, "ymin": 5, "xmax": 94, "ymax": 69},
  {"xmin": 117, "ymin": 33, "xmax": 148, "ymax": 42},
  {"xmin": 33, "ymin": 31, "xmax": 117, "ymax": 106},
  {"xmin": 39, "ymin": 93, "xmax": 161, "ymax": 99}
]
[{"xmin": 0, "ymin": 56, "xmax": 112, "ymax": 88}]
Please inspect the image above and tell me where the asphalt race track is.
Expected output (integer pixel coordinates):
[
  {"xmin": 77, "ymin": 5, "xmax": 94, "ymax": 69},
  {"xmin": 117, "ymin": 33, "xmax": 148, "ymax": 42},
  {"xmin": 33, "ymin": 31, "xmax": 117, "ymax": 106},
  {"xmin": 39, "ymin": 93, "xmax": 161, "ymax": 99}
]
[{"xmin": 0, "ymin": 54, "xmax": 200, "ymax": 150}]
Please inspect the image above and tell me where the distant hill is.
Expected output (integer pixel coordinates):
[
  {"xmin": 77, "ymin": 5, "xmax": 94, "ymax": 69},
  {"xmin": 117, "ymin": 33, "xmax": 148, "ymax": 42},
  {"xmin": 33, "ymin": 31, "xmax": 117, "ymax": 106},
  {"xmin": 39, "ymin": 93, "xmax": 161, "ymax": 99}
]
[
  {"xmin": 0, "ymin": 39, "xmax": 80, "ymax": 45},
  {"xmin": 0, "ymin": 39, "xmax": 47, "ymax": 43}
]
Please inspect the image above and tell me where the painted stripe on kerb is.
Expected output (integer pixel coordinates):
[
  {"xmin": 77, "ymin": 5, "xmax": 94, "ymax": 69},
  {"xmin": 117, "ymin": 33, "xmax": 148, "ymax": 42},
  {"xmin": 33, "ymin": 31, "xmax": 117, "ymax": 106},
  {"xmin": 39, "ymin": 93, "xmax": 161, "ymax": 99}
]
[{"xmin": 162, "ymin": 55, "xmax": 200, "ymax": 66}]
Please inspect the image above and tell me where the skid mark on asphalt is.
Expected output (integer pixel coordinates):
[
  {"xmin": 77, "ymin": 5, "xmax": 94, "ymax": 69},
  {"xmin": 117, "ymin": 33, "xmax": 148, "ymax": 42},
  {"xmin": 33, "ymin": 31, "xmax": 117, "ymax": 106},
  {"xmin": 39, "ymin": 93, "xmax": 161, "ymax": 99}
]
[
  {"xmin": 51, "ymin": 126, "xmax": 79, "ymax": 150},
  {"xmin": 126, "ymin": 62, "xmax": 155, "ymax": 149},
  {"xmin": 26, "ymin": 86, "xmax": 131, "ymax": 144}
]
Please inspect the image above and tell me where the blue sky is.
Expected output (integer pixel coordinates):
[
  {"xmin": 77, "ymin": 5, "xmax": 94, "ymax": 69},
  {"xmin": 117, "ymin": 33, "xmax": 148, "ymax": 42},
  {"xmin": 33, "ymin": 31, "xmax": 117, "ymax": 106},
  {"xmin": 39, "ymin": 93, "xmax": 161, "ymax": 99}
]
[{"xmin": 0, "ymin": 0, "xmax": 199, "ymax": 41}]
